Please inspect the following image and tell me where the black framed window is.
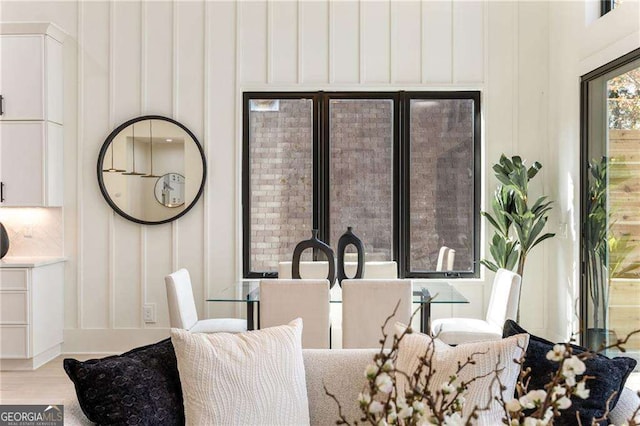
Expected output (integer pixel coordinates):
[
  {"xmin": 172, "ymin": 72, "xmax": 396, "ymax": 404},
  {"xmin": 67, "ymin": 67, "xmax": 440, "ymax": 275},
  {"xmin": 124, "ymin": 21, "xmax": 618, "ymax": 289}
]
[
  {"xmin": 243, "ymin": 91, "xmax": 481, "ymax": 279},
  {"xmin": 601, "ymin": 0, "xmax": 616, "ymax": 16}
]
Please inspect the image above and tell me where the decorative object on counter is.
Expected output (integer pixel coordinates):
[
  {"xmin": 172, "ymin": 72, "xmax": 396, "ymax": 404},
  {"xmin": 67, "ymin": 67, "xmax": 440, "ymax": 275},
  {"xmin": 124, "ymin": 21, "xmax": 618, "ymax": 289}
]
[
  {"xmin": 0, "ymin": 222, "xmax": 9, "ymax": 259},
  {"xmin": 292, "ymin": 229, "xmax": 336, "ymax": 287},
  {"xmin": 97, "ymin": 116, "xmax": 206, "ymax": 225},
  {"xmin": 337, "ymin": 226, "xmax": 365, "ymax": 286}
]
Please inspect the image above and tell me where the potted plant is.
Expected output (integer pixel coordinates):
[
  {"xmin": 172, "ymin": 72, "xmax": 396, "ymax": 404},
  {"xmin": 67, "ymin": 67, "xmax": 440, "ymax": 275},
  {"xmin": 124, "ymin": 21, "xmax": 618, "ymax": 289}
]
[
  {"xmin": 584, "ymin": 157, "xmax": 638, "ymax": 350},
  {"xmin": 482, "ymin": 154, "xmax": 555, "ymax": 319}
]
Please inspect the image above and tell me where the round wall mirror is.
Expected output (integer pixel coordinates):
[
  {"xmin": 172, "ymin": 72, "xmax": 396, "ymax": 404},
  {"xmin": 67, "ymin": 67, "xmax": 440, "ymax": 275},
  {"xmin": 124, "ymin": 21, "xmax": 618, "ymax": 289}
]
[{"xmin": 97, "ymin": 116, "xmax": 206, "ymax": 225}]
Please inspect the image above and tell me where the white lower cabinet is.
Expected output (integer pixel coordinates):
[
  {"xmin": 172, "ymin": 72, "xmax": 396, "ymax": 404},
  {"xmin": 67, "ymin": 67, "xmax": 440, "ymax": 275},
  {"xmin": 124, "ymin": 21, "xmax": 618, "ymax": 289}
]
[{"xmin": 0, "ymin": 260, "xmax": 64, "ymax": 370}]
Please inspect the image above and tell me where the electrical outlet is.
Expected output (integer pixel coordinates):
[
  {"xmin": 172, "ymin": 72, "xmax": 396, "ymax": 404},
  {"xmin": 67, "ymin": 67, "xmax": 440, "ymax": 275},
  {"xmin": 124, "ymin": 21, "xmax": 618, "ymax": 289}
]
[{"xmin": 143, "ymin": 304, "xmax": 156, "ymax": 323}]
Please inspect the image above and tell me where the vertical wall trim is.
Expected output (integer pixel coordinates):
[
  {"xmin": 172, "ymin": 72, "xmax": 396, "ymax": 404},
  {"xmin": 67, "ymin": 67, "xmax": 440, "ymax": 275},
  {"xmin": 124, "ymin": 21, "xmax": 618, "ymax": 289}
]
[
  {"xmin": 296, "ymin": 0, "xmax": 304, "ymax": 84},
  {"xmin": 234, "ymin": 0, "xmax": 243, "ymax": 284},
  {"xmin": 326, "ymin": 0, "xmax": 330, "ymax": 84},
  {"xmin": 358, "ymin": 0, "xmax": 364, "ymax": 84},
  {"xmin": 389, "ymin": 0, "xmax": 394, "ymax": 84},
  {"xmin": 419, "ymin": 0, "xmax": 424, "ymax": 84},
  {"xmin": 450, "ymin": 0, "xmax": 455, "ymax": 84},
  {"xmin": 267, "ymin": 0, "xmax": 272, "ymax": 84},
  {"xmin": 512, "ymin": 2, "xmax": 519, "ymax": 153},
  {"xmin": 203, "ymin": 0, "xmax": 211, "ymax": 316},
  {"xmin": 140, "ymin": 0, "xmax": 148, "ymax": 328},
  {"xmin": 108, "ymin": 0, "xmax": 116, "ymax": 330},
  {"xmin": 76, "ymin": 0, "xmax": 85, "ymax": 329},
  {"xmin": 172, "ymin": 0, "xmax": 179, "ymax": 273},
  {"xmin": 328, "ymin": 0, "xmax": 334, "ymax": 84}
]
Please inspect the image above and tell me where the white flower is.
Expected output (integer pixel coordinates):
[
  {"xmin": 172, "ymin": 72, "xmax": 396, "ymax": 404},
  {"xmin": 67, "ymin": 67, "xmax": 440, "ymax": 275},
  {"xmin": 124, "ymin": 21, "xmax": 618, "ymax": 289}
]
[
  {"xmin": 510, "ymin": 420, "xmax": 520, "ymax": 426},
  {"xmin": 382, "ymin": 359, "xmax": 394, "ymax": 372},
  {"xmin": 552, "ymin": 385, "xmax": 566, "ymax": 398},
  {"xmin": 365, "ymin": 363, "xmax": 378, "ymax": 379},
  {"xmin": 562, "ymin": 356, "xmax": 586, "ymax": 380},
  {"xmin": 387, "ymin": 410, "xmax": 398, "ymax": 423},
  {"xmin": 546, "ymin": 344, "xmax": 567, "ymax": 362},
  {"xmin": 441, "ymin": 382, "xmax": 456, "ymax": 395},
  {"xmin": 358, "ymin": 392, "xmax": 371, "ymax": 405},
  {"xmin": 519, "ymin": 389, "xmax": 547, "ymax": 409},
  {"xmin": 523, "ymin": 417, "xmax": 549, "ymax": 426},
  {"xmin": 376, "ymin": 373, "xmax": 394, "ymax": 394},
  {"xmin": 505, "ymin": 399, "xmax": 522, "ymax": 413},
  {"xmin": 575, "ymin": 381, "xmax": 590, "ymax": 399},
  {"xmin": 398, "ymin": 405, "xmax": 413, "ymax": 419},
  {"xmin": 412, "ymin": 400, "xmax": 425, "ymax": 415},
  {"xmin": 556, "ymin": 396, "xmax": 572, "ymax": 410},
  {"xmin": 369, "ymin": 401, "xmax": 385, "ymax": 414},
  {"xmin": 443, "ymin": 412, "xmax": 465, "ymax": 426},
  {"xmin": 377, "ymin": 419, "xmax": 388, "ymax": 426}
]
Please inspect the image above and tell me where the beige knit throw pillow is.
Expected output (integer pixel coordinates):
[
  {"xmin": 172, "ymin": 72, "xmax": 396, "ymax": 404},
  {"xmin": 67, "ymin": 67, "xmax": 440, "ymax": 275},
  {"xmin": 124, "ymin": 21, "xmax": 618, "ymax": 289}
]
[{"xmin": 171, "ymin": 318, "xmax": 310, "ymax": 426}]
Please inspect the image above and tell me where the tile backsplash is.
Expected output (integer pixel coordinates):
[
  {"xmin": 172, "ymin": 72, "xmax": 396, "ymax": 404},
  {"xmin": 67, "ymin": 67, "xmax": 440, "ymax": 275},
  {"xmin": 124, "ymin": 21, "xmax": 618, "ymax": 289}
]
[{"xmin": 0, "ymin": 208, "xmax": 63, "ymax": 257}]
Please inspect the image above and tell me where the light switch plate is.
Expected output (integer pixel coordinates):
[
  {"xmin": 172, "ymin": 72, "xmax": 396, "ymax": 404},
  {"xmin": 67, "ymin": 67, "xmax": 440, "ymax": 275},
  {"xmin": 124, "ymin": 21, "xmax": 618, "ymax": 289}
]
[{"xmin": 143, "ymin": 304, "xmax": 156, "ymax": 323}]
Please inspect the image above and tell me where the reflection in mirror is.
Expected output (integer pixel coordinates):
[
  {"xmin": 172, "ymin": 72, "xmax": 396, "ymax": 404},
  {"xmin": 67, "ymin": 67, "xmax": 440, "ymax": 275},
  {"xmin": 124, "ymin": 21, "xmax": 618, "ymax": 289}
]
[
  {"xmin": 98, "ymin": 116, "xmax": 206, "ymax": 224},
  {"xmin": 155, "ymin": 173, "xmax": 185, "ymax": 208}
]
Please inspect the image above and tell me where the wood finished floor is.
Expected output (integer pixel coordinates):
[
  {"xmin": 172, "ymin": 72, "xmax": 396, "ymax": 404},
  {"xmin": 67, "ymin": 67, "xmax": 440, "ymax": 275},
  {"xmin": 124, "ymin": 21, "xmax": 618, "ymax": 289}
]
[
  {"xmin": 1, "ymin": 355, "xmax": 639, "ymax": 405},
  {"xmin": 0, "ymin": 355, "xmax": 107, "ymax": 405}
]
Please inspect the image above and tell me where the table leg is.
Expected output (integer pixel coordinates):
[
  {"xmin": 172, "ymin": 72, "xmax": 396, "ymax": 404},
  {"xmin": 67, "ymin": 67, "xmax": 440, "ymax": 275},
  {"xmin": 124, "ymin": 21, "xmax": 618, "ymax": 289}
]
[
  {"xmin": 246, "ymin": 301, "xmax": 254, "ymax": 330},
  {"xmin": 420, "ymin": 289, "xmax": 432, "ymax": 334}
]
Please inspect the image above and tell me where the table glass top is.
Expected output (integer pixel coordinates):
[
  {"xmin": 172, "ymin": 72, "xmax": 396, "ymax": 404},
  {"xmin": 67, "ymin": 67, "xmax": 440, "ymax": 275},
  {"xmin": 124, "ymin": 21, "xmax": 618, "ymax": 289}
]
[{"xmin": 207, "ymin": 280, "xmax": 468, "ymax": 304}]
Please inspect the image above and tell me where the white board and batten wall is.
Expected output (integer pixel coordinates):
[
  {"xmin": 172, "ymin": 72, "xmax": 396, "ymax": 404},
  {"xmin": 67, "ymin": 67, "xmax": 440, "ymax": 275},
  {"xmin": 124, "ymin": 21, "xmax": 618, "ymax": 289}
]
[{"xmin": 1, "ymin": 0, "xmax": 557, "ymax": 353}]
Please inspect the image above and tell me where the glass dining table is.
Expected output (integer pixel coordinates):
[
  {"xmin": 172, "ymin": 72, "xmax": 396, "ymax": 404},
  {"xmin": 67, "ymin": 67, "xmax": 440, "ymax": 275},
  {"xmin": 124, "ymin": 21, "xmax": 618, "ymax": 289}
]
[{"xmin": 207, "ymin": 280, "xmax": 468, "ymax": 334}]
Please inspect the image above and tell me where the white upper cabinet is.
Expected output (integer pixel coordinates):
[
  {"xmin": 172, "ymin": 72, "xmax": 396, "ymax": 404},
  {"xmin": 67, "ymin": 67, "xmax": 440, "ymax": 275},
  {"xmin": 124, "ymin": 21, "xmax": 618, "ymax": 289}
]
[
  {"xmin": 0, "ymin": 33, "xmax": 63, "ymax": 124},
  {"xmin": 0, "ymin": 23, "xmax": 65, "ymax": 207}
]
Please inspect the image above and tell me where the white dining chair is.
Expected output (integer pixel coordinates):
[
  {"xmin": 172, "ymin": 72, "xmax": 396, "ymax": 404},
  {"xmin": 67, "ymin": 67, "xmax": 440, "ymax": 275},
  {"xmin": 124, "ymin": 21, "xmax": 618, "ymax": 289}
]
[
  {"xmin": 341, "ymin": 279, "xmax": 413, "ymax": 349},
  {"xmin": 430, "ymin": 269, "xmax": 521, "ymax": 345},
  {"xmin": 165, "ymin": 268, "xmax": 247, "ymax": 333},
  {"xmin": 436, "ymin": 246, "xmax": 456, "ymax": 271},
  {"xmin": 259, "ymin": 279, "xmax": 331, "ymax": 349}
]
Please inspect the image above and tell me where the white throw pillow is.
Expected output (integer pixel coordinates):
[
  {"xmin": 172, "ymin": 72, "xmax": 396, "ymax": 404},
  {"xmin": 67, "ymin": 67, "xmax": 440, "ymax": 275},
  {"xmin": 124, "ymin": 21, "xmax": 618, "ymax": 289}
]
[
  {"xmin": 394, "ymin": 323, "xmax": 529, "ymax": 426},
  {"xmin": 171, "ymin": 318, "xmax": 310, "ymax": 426}
]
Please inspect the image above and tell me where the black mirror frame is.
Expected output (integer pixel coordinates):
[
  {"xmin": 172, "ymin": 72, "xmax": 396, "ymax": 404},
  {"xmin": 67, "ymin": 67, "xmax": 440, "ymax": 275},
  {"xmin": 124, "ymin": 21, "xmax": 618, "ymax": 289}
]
[{"xmin": 97, "ymin": 115, "xmax": 207, "ymax": 225}]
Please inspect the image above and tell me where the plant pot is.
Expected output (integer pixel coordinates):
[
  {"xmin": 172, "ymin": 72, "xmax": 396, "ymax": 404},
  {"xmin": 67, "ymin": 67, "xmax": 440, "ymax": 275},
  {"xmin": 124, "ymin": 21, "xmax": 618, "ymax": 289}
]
[{"xmin": 586, "ymin": 327, "xmax": 617, "ymax": 352}]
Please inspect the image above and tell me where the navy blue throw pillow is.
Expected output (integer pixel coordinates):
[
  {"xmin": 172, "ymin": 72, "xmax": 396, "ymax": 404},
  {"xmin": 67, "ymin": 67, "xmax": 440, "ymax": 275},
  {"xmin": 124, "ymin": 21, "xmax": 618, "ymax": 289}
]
[
  {"xmin": 64, "ymin": 338, "xmax": 184, "ymax": 426},
  {"xmin": 503, "ymin": 320, "xmax": 636, "ymax": 426}
]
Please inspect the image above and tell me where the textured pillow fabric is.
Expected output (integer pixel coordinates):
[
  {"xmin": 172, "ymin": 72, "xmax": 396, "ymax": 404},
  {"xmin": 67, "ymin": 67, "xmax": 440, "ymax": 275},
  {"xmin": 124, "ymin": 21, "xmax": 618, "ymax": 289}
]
[
  {"xmin": 503, "ymin": 319, "xmax": 637, "ymax": 426},
  {"xmin": 171, "ymin": 318, "xmax": 310, "ymax": 426},
  {"xmin": 395, "ymin": 323, "xmax": 529, "ymax": 426},
  {"xmin": 63, "ymin": 338, "xmax": 184, "ymax": 426}
]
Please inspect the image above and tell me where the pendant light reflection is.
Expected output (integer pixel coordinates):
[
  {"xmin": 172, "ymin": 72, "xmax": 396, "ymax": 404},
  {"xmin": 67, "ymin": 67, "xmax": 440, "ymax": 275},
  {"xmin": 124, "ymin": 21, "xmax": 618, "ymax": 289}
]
[
  {"xmin": 121, "ymin": 122, "xmax": 145, "ymax": 176},
  {"xmin": 102, "ymin": 139, "xmax": 125, "ymax": 173},
  {"xmin": 142, "ymin": 119, "xmax": 161, "ymax": 178}
]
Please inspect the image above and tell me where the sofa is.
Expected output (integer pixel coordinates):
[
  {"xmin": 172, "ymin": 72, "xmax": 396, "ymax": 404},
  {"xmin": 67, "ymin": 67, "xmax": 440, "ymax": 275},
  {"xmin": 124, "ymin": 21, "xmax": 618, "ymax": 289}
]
[{"xmin": 64, "ymin": 348, "xmax": 639, "ymax": 425}]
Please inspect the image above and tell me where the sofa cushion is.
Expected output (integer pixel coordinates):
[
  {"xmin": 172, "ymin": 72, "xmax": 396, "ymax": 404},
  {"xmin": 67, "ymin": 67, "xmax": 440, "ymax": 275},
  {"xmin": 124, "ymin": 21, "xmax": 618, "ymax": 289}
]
[
  {"xmin": 63, "ymin": 338, "xmax": 184, "ymax": 426},
  {"xmin": 503, "ymin": 319, "xmax": 637, "ymax": 426},
  {"xmin": 395, "ymin": 323, "xmax": 529, "ymax": 425},
  {"xmin": 171, "ymin": 318, "xmax": 309, "ymax": 425}
]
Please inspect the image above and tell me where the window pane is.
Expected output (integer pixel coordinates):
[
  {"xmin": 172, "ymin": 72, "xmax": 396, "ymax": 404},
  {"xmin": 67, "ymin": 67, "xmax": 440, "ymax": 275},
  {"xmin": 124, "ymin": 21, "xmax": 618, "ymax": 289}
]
[
  {"xmin": 248, "ymin": 98, "xmax": 313, "ymax": 272},
  {"xmin": 409, "ymin": 99, "xmax": 475, "ymax": 272},
  {"xmin": 329, "ymin": 99, "xmax": 394, "ymax": 260}
]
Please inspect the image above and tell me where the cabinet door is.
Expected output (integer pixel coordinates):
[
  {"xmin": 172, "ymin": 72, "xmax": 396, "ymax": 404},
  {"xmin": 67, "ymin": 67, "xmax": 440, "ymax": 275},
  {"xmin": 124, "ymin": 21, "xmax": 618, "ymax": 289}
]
[
  {"xmin": 0, "ymin": 122, "xmax": 44, "ymax": 206},
  {"xmin": 0, "ymin": 35, "xmax": 45, "ymax": 121}
]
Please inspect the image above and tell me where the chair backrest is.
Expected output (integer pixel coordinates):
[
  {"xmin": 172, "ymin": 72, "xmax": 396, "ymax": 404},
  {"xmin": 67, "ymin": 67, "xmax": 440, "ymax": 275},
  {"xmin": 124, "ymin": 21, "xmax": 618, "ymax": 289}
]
[
  {"xmin": 341, "ymin": 279, "xmax": 412, "ymax": 349},
  {"xmin": 436, "ymin": 246, "xmax": 456, "ymax": 271},
  {"xmin": 259, "ymin": 279, "xmax": 331, "ymax": 349},
  {"xmin": 278, "ymin": 261, "xmax": 330, "ymax": 280},
  {"xmin": 485, "ymin": 269, "xmax": 522, "ymax": 329},
  {"xmin": 165, "ymin": 268, "xmax": 199, "ymax": 330}
]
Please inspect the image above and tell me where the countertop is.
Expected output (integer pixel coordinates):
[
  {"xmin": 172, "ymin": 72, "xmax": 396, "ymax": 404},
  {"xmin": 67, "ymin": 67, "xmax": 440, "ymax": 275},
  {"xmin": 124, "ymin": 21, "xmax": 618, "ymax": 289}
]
[{"xmin": 0, "ymin": 256, "xmax": 67, "ymax": 268}]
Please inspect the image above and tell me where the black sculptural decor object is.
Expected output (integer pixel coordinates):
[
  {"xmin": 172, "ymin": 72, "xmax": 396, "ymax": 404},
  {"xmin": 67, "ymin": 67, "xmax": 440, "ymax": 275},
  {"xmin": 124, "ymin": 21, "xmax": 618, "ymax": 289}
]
[
  {"xmin": 0, "ymin": 222, "xmax": 9, "ymax": 259},
  {"xmin": 292, "ymin": 229, "xmax": 336, "ymax": 288},
  {"xmin": 337, "ymin": 226, "xmax": 365, "ymax": 286}
]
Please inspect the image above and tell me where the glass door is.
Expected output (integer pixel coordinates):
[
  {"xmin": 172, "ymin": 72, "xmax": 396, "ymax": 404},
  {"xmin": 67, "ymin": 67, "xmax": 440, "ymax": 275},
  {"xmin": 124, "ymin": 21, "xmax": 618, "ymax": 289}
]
[{"xmin": 582, "ymin": 51, "xmax": 640, "ymax": 359}]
